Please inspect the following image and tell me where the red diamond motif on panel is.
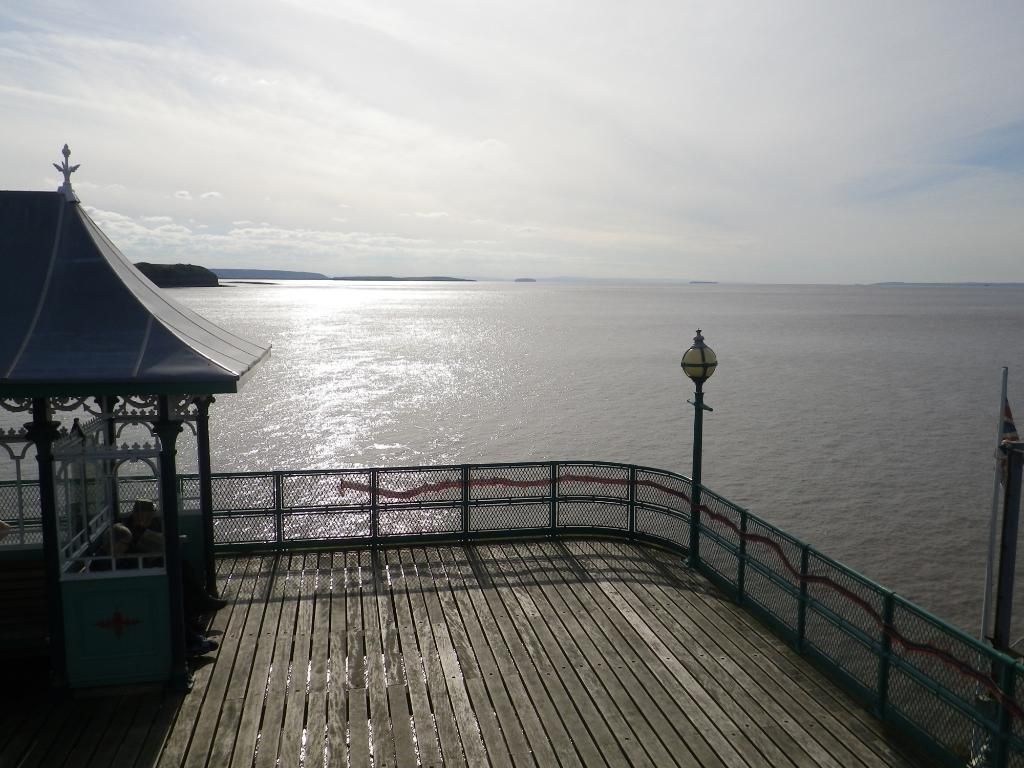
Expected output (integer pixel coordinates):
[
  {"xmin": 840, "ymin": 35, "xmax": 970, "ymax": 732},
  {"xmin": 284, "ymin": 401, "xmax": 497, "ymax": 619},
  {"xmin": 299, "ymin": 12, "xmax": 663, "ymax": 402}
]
[{"xmin": 96, "ymin": 610, "xmax": 142, "ymax": 638}]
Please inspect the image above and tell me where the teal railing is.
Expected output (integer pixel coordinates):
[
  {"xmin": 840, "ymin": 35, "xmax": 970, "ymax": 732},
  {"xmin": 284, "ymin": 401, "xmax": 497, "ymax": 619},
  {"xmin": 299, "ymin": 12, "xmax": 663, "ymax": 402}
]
[{"xmin": 2, "ymin": 461, "xmax": 1021, "ymax": 765}]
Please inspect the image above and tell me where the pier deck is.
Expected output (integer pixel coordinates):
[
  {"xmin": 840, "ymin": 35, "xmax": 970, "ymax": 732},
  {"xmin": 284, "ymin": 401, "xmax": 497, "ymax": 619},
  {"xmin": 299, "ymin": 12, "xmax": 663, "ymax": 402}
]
[{"xmin": 0, "ymin": 539, "xmax": 919, "ymax": 767}]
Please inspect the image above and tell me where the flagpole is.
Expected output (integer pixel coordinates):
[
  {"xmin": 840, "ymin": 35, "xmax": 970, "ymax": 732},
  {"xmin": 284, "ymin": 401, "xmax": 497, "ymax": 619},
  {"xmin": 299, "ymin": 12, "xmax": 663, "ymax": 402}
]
[{"xmin": 980, "ymin": 367, "xmax": 1009, "ymax": 644}]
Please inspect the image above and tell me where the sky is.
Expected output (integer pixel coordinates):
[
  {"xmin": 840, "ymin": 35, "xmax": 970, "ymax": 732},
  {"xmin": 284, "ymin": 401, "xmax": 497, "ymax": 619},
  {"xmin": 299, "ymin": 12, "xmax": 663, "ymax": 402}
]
[{"xmin": 1, "ymin": 1, "xmax": 1022, "ymax": 282}]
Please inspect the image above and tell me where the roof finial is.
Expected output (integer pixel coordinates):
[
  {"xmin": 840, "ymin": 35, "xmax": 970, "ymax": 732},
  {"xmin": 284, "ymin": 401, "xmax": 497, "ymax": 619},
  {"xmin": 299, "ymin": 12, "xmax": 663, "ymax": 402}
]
[{"xmin": 53, "ymin": 144, "xmax": 80, "ymax": 202}]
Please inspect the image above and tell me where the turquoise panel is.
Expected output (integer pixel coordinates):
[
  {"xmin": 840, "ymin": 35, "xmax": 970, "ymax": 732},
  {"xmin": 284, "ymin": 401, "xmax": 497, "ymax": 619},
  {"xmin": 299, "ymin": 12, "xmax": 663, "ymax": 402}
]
[{"xmin": 62, "ymin": 573, "xmax": 171, "ymax": 687}]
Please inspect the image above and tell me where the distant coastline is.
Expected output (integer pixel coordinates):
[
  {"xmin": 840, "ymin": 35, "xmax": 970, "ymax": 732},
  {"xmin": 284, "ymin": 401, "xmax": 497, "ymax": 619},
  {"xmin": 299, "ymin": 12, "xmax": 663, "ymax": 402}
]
[
  {"xmin": 872, "ymin": 282, "xmax": 1024, "ymax": 287},
  {"xmin": 332, "ymin": 276, "xmax": 475, "ymax": 282}
]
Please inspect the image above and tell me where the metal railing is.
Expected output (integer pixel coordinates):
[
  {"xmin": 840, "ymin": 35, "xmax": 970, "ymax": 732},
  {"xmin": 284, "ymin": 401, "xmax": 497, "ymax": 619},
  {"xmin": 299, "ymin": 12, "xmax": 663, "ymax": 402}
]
[{"xmin": 3, "ymin": 460, "xmax": 1022, "ymax": 765}]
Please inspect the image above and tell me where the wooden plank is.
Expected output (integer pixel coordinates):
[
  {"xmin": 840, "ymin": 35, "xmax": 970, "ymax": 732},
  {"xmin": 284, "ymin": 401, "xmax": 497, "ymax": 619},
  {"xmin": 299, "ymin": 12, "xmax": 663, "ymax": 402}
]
[
  {"xmin": 99, "ymin": 692, "xmax": 164, "ymax": 768},
  {"xmin": 600, "ymin": 539, "xmax": 868, "ymax": 767},
  {"xmin": 158, "ymin": 555, "xmax": 248, "ymax": 768},
  {"xmin": 59, "ymin": 695, "xmax": 119, "ymax": 768},
  {"xmin": 362, "ymin": 549, "xmax": 398, "ymax": 768},
  {"xmin": 229, "ymin": 555, "xmax": 287, "ymax": 768},
  {"xmin": 406, "ymin": 547, "xmax": 487, "ymax": 767},
  {"xmin": 462, "ymin": 544, "xmax": 614, "ymax": 768},
  {"xmin": 496, "ymin": 541, "xmax": 704, "ymax": 767},
  {"xmin": 435, "ymin": 546, "xmax": 542, "ymax": 766},
  {"xmin": 385, "ymin": 548, "xmax": 444, "ymax": 768},
  {"xmin": 628, "ymin": 543, "xmax": 916, "ymax": 768},
  {"xmin": 324, "ymin": 552, "xmax": 349, "ymax": 768},
  {"xmin": 397, "ymin": 547, "xmax": 471, "ymax": 768},
  {"xmin": 134, "ymin": 692, "xmax": 186, "ymax": 768},
  {"xmin": 281, "ymin": 553, "xmax": 317, "ymax": 767},
  {"xmin": 182, "ymin": 555, "xmax": 263, "ymax": 768},
  {"xmin": 423, "ymin": 547, "xmax": 514, "ymax": 768},
  {"xmin": 26, "ymin": 695, "xmax": 113, "ymax": 768},
  {"xmin": 478, "ymin": 541, "xmax": 676, "ymax": 768},
  {"xmin": 573, "ymin": 540, "xmax": 815, "ymax": 767},
  {"xmin": 9, "ymin": 695, "xmax": 76, "ymax": 767},
  {"xmin": 305, "ymin": 553, "xmax": 333, "ymax": 768},
  {"xmin": 348, "ymin": 688, "xmax": 371, "ymax": 768},
  {"xmin": 254, "ymin": 553, "xmax": 303, "ymax": 768},
  {"xmin": 207, "ymin": 556, "xmax": 273, "ymax": 768},
  {"xmin": 388, "ymin": 683, "xmax": 419, "ymax": 768}
]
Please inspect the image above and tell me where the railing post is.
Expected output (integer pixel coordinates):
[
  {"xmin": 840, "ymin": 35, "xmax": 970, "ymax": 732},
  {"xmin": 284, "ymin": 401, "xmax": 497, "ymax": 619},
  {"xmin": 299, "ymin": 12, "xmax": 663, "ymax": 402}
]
[
  {"xmin": 737, "ymin": 509, "xmax": 748, "ymax": 606},
  {"xmin": 370, "ymin": 468, "xmax": 379, "ymax": 545},
  {"xmin": 875, "ymin": 590, "xmax": 895, "ymax": 719},
  {"xmin": 549, "ymin": 461, "xmax": 558, "ymax": 536},
  {"xmin": 796, "ymin": 544, "xmax": 810, "ymax": 651},
  {"xmin": 461, "ymin": 464, "xmax": 470, "ymax": 540},
  {"xmin": 995, "ymin": 659, "xmax": 1016, "ymax": 768},
  {"xmin": 627, "ymin": 465, "xmax": 637, "ymax": 539},
  {"xmin": 274, "ymin": 471, "xmax": 284, "ymax": 550}
]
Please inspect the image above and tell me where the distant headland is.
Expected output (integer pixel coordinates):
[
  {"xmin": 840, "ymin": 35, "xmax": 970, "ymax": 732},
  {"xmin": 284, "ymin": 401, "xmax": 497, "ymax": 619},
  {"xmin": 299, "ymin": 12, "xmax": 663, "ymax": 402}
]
[
  {"xmin": 212, "ymin": 268, "xmax": 329, "ymax": 280},
  {"xmin": 135, "ymin": 262, "xmax": 219, "ymax": 287}
]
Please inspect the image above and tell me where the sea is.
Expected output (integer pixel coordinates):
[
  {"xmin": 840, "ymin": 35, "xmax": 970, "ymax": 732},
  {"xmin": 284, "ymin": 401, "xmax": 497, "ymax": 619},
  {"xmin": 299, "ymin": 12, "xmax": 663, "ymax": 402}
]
[{"xmin": 12, "ymin": 279, "xmax": 1024, "ymax": 639}]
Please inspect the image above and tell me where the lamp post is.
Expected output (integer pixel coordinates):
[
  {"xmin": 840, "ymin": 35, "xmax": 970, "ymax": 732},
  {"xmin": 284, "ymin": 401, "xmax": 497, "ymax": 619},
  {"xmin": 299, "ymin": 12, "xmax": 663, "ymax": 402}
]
[{"xmin": 681, "ymin": 329, "xmax": 717, "ymax": 568}]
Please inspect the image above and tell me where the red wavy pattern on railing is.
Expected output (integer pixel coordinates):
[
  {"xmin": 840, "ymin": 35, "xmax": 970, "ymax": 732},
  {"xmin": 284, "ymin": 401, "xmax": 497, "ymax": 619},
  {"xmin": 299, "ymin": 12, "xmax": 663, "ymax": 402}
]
[
  {"xmin": 336, "ymin": 470, "xmax": 1022, "ymax": 720},
  {"xmin": 699, "ymin": 505, "xmax": 1024, "ymax": 722}
]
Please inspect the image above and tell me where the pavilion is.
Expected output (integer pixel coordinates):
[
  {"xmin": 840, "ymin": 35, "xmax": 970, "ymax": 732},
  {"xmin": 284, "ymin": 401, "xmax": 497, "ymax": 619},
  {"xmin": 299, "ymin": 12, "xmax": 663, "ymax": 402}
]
[{"xmin": 0, "ymin": 146, "xmax": 269, "ymax": 689}]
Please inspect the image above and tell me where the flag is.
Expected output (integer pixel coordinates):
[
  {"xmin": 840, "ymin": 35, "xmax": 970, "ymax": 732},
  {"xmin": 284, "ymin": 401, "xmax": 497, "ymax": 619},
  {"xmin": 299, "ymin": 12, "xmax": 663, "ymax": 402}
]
[
  {"xmin": 999, "ymin": 398, "xmax": 1018, "ymax": 486},
  {"xmin": 1003, "ymin": 400, "xmax": 1019, "ymax": 444}
]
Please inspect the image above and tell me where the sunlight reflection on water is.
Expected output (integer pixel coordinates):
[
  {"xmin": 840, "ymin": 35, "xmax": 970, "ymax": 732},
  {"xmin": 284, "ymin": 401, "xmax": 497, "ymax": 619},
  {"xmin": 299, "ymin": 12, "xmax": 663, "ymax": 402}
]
[{"xmin": 169, "ymin": 280, "xmax": 1024, "ymax": 636}]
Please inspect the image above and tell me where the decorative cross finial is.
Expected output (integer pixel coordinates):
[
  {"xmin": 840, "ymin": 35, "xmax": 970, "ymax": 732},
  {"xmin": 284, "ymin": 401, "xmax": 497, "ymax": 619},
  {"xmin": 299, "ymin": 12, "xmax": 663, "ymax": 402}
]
[{"xmin": 53, "ymin": 144, "xmax": 80, "ymax": 202}]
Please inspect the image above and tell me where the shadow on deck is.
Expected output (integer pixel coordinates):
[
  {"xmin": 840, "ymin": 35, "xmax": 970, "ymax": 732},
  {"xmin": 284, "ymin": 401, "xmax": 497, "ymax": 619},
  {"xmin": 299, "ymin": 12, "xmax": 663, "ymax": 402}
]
[{"xmin": 0, "ymin": 539, "xmax": 920, "ymax": 767}]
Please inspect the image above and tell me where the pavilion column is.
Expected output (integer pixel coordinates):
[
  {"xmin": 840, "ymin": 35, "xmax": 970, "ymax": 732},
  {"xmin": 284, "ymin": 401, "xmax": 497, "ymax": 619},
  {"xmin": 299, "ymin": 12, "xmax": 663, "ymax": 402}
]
[
  {"xmin": 26, "ymin": 397, "xmax": 66, "ymax": 688},
  {"xmin": 101, "ymin": 396, "xmax": 120, "ymax": 517},
  {"xmin": 194, "ymin": 395, "xmax": 218, "ymax": 596},
  {"xmin": 155, "ymin": 395, "xmax": 189, "ymax": 691}
]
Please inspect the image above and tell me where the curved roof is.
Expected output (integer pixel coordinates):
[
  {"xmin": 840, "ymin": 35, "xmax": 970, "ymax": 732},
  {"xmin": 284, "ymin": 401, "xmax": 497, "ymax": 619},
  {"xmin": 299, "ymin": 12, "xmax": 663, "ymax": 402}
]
[{"xmin": 0, "ymin": 191, "xmax": 270, "ymax": 396}]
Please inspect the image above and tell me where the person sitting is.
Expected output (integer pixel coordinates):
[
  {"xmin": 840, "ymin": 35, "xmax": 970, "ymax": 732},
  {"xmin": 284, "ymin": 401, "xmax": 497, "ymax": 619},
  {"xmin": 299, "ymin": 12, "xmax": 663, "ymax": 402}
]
[{"xmin": 122, "ymin": 498, "xmax": 162, "ymax": 549}]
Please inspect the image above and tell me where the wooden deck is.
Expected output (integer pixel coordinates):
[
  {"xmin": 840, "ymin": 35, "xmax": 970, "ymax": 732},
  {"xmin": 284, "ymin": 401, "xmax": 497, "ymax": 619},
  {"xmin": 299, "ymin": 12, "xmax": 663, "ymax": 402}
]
[{"xmin": 0, "ymin": 539, "xmax": 921, "ymax": 767}]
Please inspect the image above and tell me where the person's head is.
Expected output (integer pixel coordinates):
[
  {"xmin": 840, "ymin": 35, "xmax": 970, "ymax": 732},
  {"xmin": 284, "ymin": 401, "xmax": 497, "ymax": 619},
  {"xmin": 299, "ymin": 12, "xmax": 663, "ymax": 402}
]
[
  {"xmin": 130, "ymin": 498, "xmax": 156, "ymax": 527},
  {"xmin": 0, "ymin": 519, "xmax": 11, "ymax": 542}
]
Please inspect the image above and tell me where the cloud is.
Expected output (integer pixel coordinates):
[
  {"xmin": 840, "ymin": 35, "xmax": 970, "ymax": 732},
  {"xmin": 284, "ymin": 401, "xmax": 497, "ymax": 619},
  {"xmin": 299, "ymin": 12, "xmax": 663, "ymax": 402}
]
[{"xmin": 2, "ymin": 1, "xmax": 1023, "ymax": 281}]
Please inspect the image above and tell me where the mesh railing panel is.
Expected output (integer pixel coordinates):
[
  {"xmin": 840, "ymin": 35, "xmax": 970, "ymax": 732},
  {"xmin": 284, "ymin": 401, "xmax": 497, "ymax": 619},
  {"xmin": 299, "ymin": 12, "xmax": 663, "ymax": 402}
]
[
  {"xmin": 376, "ymin": 467, "xmax": 462, "ymax": 506},
  {"xmin": 178, "ymin": 475, "xmax": 201, "ymax": 505},
  {"xmin": 285, "ymin": 470, "xmax": 371, "ymax": 509},
  {"xmin": 701, "ymin": 537, "xmax": 738, "ymax": 587},
  {"xmin": 698, "ymin": 494, "xmax": 741, "ymax": 588},
  {"xmin": 888, "ymin": 665, "xmax": 986, "ymax": 762},
  {"xmin": 0, "ymin": 481, "xmax": 41, "ymax": 546},
  {"xmin": 635, "ymin": 506, "xmax": 688, "ymax": 548},
  {"xmin": 380, "ymin": 507, "xmax": 461, "ymax": 536},
  {"xmin": 558, "ymin": 463, "xmax": 629, "ymax": 499},
  {"xmin": 740, "ymin": 518, "xmax": 801, "ymax": 633},
  {"xmin": 557, "ymin": 501, "xmax": 629, "ymax": 530},
  {"xmin": 212, "ymin": 514, "xmax": 277, "ymax": 544},
  {"xmin": 282, "ymin": 510, "xmax": 371, "ymax": 541},
  {"xmin": 803, "ymin": 552, "xmax": 885, "ymax": 691},
  {"xmin": 211, "ymin": 474, "xmax": 276, "ymax": 512},
  {"xmin": 886, "ymin": 599, "xmax": 1001, "ymax": 757},
  {"xmin": 469, "ymin": 502, "xmax": 548, "ymax": 532},
  {"xmin": 469, "ymin": 464, "xmax": 550, "ymax": 500},
  {"xmin": 635, "ymin": 468, "xmax": 690, "ymax": 513}
]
